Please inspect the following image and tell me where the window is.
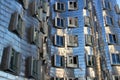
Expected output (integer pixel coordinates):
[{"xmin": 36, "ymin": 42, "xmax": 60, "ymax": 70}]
[
  {"xmin": 55, "ymin": 17, "xmax": 65, "ymax": 28},
  {"xmin": 105, "ymin": 16, "xmax": 114, "ymax": 26},
  {"xmin": 84, "ymin": 16, "xmax": 90, "ymax": 27},
  {"xmin": 26, "ymin": 56, "xmax": 41, "ymax": 80},
  {"xmin": 111, "ymin": 54, "xmax": 120, "ymax": 65},
  {"xmin": 67, "ymin": 35, "xmax": 78, "ymax": 47},
  {"xmin": 9, "ymin": 12, "xmax": 25, "ymax": 38},
  {"xmin": 113, "ymin": 76, "xmax": 120, "ymax": 80},
  {"xmin": 68, "ymin": 17, "xmax": 78, "ymax": 28},
  {"xmin": 30, "ymin": 26, "xmax": 40, "ymax": 47},
  {"xmin": 66, "ymin": 78, "xmax": 78, "ymax": 80},
  {"xmin": 84, "ymin": 0, "xmax": 88, "ymax": 9},
  {"xmin": 88, "ymin": 2, "xmax": 92, "ymax": 11},
  {"xmin": 86, "ymin": 55, "xmax": 94, "ymax": 67},
  {"xmin": 118, "ymin": 18, "xmax": 120, "ymax": 27},
  {"xmin": 85, "ymin": 34, "xmax": 93, "ymax": 46},
  {"xmin": 18, "ymin": 0, "xmax": 29, "ymax": 9},
  {"xmin": 51, "ymin": 54, "xmax": 64, "ymax": 67},
  {"xmin": 1, "ymin": 46, "xmax": 21, "ymax": 75},
  {"xmin": 50, "ymin": 77, "xmax": 64, "ymax": 80},
  {"xmin": 68, "ymin": 1, "xmax": 78, "ymax": 10},
  {"xmin": 66, "ymin": 55, "xmax": 78, "ymax": 68},
  {"xmin": 114, "ymin": 4, "xmax": 120, "ymax": 14},
  {"xmin": 54, "ymin": 2, "xmax": 65, "ymax": 12},
  {"xmin": 43, "ymin": 1, "xmax": 49, "ymax": 13},
  {"xmin": 30, "ymin": 1, "xmax": 37, "ymax": 16},
  {"xmin": 54, "ymin": 35, "xmax": 65, "ymax": 47},
  {"xmin": 43, "ymin": 21, "xmax": 48, "ymax": 34},
  {"xmin": 36, "ymin": 8, "xmax": 43, "ymax": 21},
  {"xmin": 102, "ymin": 0, "xmax": 111, "ymax": 10},
  {"xmin": 107, "ymin": 34, "xmax": 117, "ymax": 45}
]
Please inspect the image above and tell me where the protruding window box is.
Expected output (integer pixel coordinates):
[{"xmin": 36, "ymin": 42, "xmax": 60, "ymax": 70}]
[
  {"xmin": 26, "ymin": 56, "xmax": 41, "ymax": 80},
  {"xmin": 54, "ymin": 2, "xmax": 65, "ymax": 12},
  {"xmin": 50, "ymin": 77, "xmax": 64, "ymax": 80},
  {"xmin": 107, "ymin": 34, "xmax": 117, "ymax": 45},
  {"xmin": 85, "ymin": 34, "xmax": 93, "ymax": 46},
  {"xmin": 1, "ymin": 46, "xmax": 21, "ymax": 75},
  {"xmin": 9, "ymin": 12, "xmax": 25, "ymax": 38},
  {"xmin": 68, "ymin": 17, "xmax": 78, "ymax": 28},
  {"xmin": 51, "ymin": 54, "xmax": 65, "ymax": 68},
  {"xmin": 113, "ymin": 76, "xmax": 120, "ymax": 80},
  {"xmin": 54, "ymin": 17, "xmax": 65, "ymax": 29},
  {"xmin": 114, "ymin": 4, "xmax": 120, "ymax": 14},
  {"xmin": 18, "ymin": 0, "xmax": 29, "ymax": 9},
  {"xmin": 68, "ymin": 1, "xmax": 78, "ymax": 11},
  {"xmin": 111, "ymin": 54, "xmax": 120, "ymax": 65},
  {"xmin": 102, "ymin": 0, "xmax": 112, "ymax": 10},
  {"xmin": 105, "ymin": 16, "xmax": 114, "ymax": 26},
  {"xmin": 67, "ymin": 35, "xmax": 78, "ymax": 47},
  {"xmin": 84, "ymin": 0, "xmax": 88, "ymax": 9},
  {"xmin": 43, "ymin": 1, "xmax": 49, "ymax": 13},
  {"xmin": 66, "ymin": 55, "xmax": 78, "ymax": 68},
  {"xmin": 54, "ymin": 35, "xmax": 65, "ymax": 47},
  {"xmin": 86, "ymin": 55, "xmax": 95, "ymax": 67},
  {"xmin": 118, "ymin": 19, "xmax": 120, "ymax": 26},
  {"xmin": 30, "ymin": 1, "xmax": 37, "ymax": 16},
  {"xmin": 84, "ymin": 16, "xmax": 90, "ymax": 27},
  {"xmin": 30, "ymin": 26, "xmax": 41, "ymax": 48},
  {"xmin": 66, "ymin": 78, "xmax": 78, "ymax": 80}
]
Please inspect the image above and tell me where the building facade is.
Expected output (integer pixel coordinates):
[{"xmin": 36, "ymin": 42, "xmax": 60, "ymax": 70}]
[{"xmin": 0, "ymin": 0, "xmax": 120, "ymax": 80}]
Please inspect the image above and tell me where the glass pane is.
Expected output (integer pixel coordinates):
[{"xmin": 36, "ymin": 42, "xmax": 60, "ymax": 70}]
[
  {"xmin": 33, "ymin": 60, "xmax": 37, "ymax": 76},
  {"xmin": 116, "ymin": 54, "xmax": 120, "ymax": 64},
  {"xmin": 115, "ymin": 76, "xmax": 119, "ymax": 80},
  {"xmin": 113, "ymin": 35, "xmax": 117, "ymax": 43},
  {"xmin": 88, "ymin": 55, "xmax": 91, "ymax": 66},
  {"xmin": 112, "ymin": 54, "xmax": 116, "ymax": 64},
  {"xmin": 60, "ymin": 36, "xmax": 63, "ymax": 46},
  {"xmin": 57, "ymin": 3, "xmax": 60, "ymax": 10},
  {"xmin": 69, "ymin": 56, "xmax": 73, "ymax": 64},
  {"xmin": 61, "ymin": 19, "xmax": 64, "ymax": 27},
  {"xmin": 57, "ymin": 18, "xmax": 61, "ymax": 26},
  {"xmin": 57, "ymin": 35, "xmax": 60, "ymax": 45},
  {"xmin": 61, "ymin": 4, "xmax": 64, "ymax": 10},
  {"xmin": 10, "ymin": 49, "xmax": 17, "ymax": 71},
  {"xmin": 69, "ymin": 18, "xmax": 72, "ymax": 24},
  {"xmin": 109, "ymin": 34, "xmax": 113, "ymax": 43},
  {"xmin": 73, "ymin": 56, "xmax": 77, "ymax": 64},
  {"xmin": 56, "ymin": 55, "xmax": 61, "ymax": 66},
  {"xmin": 74, "ymin": 2, "xmax": 77, "ymax": 8}
]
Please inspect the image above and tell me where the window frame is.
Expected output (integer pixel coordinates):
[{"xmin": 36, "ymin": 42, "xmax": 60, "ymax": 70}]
[
  {"xmin": 68, "ymin": 17, "xmax": 78, "ymax": 28},
  {"xmin": 55, "ymin": 17, "xmax": 65, "ymax": 29},
  {"xmin": 66, "ymin": 55, "xmax": 78, "ymax": 68},
  {"xmin": 85, "ymin": 34, "xmax": 93, "ymax": 46},
  {"xmin": 112, "ymin": 75, "xmax": 120, "ymax": 80},
  {"xmin": 105, "ymin": 16, "xmax": 114, "ymax": 26},
  {"xmin": 67, "ymin": 35, "xmax": 78, "ymax": 47},
  {"xmin": 9, "ymin": 12, "xmax": 25, "ymax": 38},
  {"xmin": 52, "ymin": 54, "xmax": 65, "ymax": 67},
  {"xmin": 30, "ymin": 26, "xmax": 40, "ymax": 47},
  {"xmin": 107, "ymin": 34, "xmax": 117, "ymax": 45},
  {"xmin": 102, "ymin": 0, "xmax": 112, "ymax": 10},
  {"xmin": 84, "ymin": 16, "xmax": 90, "ymax": 27},
  {"xmin": 114, "ymin": 4, "xmax": 120, "ymax": 14},
  {"xmin": 1, "ymin": 46, "xmax": 21, "ymax": 75},
  {"xmin": 86, "ymin": 55, "xmax": 94, "ymax": 67},
  {"xmin": 111, "ymin": 53, "xmax": 120, "ymax": 65},
  {"xmin": 54, "ymin": 2, "xmax": 65, "ymax": 12},
  {"xmin": 26, "ymin": 56, "xmax": 41, "ymax": 79},
  {"xmin": 68, "ymin": 1, "xmax": 78, "ymax": 11},
  {"xmin": 54, "ymin": 34, "xmax": 65, "ymax": 47}
]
